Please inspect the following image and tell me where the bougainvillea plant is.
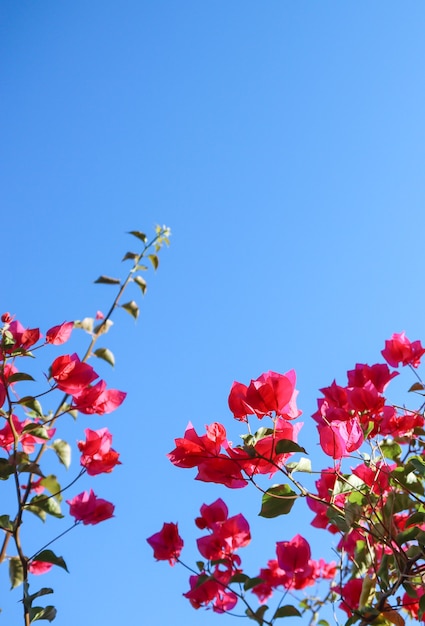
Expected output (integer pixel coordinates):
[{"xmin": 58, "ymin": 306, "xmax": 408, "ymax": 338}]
[
  {"xmin": 148, "ymin": 332, "xmax": 425, "ymax": 626},
  {"xmin": 0, "ymin": 225, "xmax": 170, "ymax": 624}
]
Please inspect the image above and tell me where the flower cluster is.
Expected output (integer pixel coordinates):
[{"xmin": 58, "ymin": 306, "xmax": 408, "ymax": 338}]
[{"xmin": 149, "ymin": 331, "xmax": 425, "ymax": 625}]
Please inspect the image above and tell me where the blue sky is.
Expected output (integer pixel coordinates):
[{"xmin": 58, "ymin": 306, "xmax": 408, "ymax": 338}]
[{"xmin": 1, "ymin": 2, "xmax": 425, "ymax": 624}]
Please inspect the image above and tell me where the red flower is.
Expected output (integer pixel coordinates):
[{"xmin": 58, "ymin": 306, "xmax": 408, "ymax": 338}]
[
  {"xmin": 5, "ymin": 320, "xmax": 40, "ymax": 352},
  {"xmin": 318, "ymin": 418, "xmax": 364, "ymax": 459},
  {"xmin": 381, "ymin": 332, "xmax": 425, "ymax": 368},
  {"xmin": 146, "ymin": 522, "xmax": 183, "ymax": 565},
  {"xmin": 228, "ymin": 370, "xmax": 300, "ymax": 421},
  {"xmin": 78, "ymin": 428, "xmax": 121, "ymax": 475},
  {"xmin": 46, "ymin": 321, "xmax": 74, "ymax": 345},
  {"xmin": 334, "ymin": 578, "xmax": 363, "ymax": 617},
  {"xmin": 67, "ymin": 489, "xmax": 114, "ymax": 525},
  {"xmin": 28, "ymin": 561, "xmax": 54, "ymax": 575},
  {"xmin": 276, "ymin": 534, "xmax": 311, "ymax": 574},
  {"xmin": 72, "ymin": 380, "xmax": 126, "ymax": 415},
  {"xmin": 51, "ymin": 353, "xmax": 98, "ymax": 394},
  {"xmin": 167, "ymin": 422, "xmax": 247, "ymax": 489}
]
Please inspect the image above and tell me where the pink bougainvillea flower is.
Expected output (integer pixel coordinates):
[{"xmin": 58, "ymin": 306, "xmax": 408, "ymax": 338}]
[
  {"xmin": 402, "ymin": 587, "xmax": 425, "ymax": 622},
  {"xmin": 184, "ymin": 566, "xmax": 238, "ymax": 613},
  {"xmin": 276, "ymin": 534, "xmax": 311, "ymax": 574},
  {"xmin": 195, "ymin": 498, "xmax": 229, "ymax": 529},
  {"xmin": 318, "ymin": 417, "xmax": 364, "ymax": 459},
  {"xmin": 21, "ymin": 477, "xmax": 45, "ymax": 495},
  {"xmin": 334, "ymin": 578, "xmax": 363, "ymax": 617},
  {"xmin": 228, "ymin": 370, "xmax": 301, "ymax": 421},
  {"xmin": 381, "ymin": 331, "xmax": 425, "ymax": 368},
  {"xmin": 5, "ymin": 320, "xmax": 40, "ymax": 352},
  {"xmin": 225, "ymin": 418, "xmax": 303, "ymax": 478},
  {"xmin": 168, "ymin": 422, "xmax": 247, "ymax": 489},
  {"xmin": 67, "ymin": 489, "xmax": 114, "ymax": 525},
  {"xmin": 51, "ymin": 353, "xmax": 98, "ymax": 394},
  {"xmin": 347, "ymin": 363, "xmax": 398, "ymax": 393},
  {"xmin": 28, "ymin": 560, "xmax": 54, "ymax": 575},
  {"xmin": 78, "ymin": 427, "xmax": 121, "ymax": 475},
  {"xmin": 46, "ymin": 321, "xmax": 74, "ymax": 345},
  {"xmin": 72, "ymin": 380, "xmax": 126, "ymax": 415},
  {"xmin": 146, "ymin": 522, "xmax": 184, "ymax": 565},
  {"xmin": 0, "ymin": 416, "xmax": 55, "ymax": 454}
]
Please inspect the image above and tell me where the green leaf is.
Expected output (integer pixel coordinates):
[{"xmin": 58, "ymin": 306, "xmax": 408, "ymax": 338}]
[
  {"xmin": 318, "ymin": 621, "xmax": 330, "ymax": 626},
  {"xmin": 133, "ymin": 275, "xmax": 147, "ymax": 294},
  {"xmin": 40, "ymin": 475, "xmax": 62, "ymax": 502},
  {"xmin": 128, "ymin": 230, "xmax": 147, "ymax": 243},
  {"xmin": 410, "ymin": 457, "xmax": 425, "ymax": 475},
  {"xmin": 285, "ymin": 457, "xmax": 312, "ymax": 473},
  {"xmin": 0, "ymin": 515, "xmax": 13, "ymax": 531},
  {"xmin": 419, "ymin": 593, "xmax": 425, "ymax": 620},
  {"xmin": 273, "ymin": 605, "xmax": 302, "ymax": 619},
  {"xmin": 380, "ymin": 441, "xmax": 402, "ymax": 460},
  {"xmin": 31, "ymin": 549, "xmax": 68, "ymax": 573},
  {"xmin": 121, "ymin": 301, "xmax": 139, "ymax": 319},
  {"xmin": 259, "ymin": 484, "xmax": 297, "ymax": 518},
  {"xmin": 18, "ymin": 397, "xmax": 43, "ymax": 417},
  {"xmin": 94, "ymin": 275, "xmax": 121, "ymax": 285},
  {"xmin": 405, "ymin": 511, "xmax": 425, "ymax": 526},
  {"xmin": 244, "ymin": 576, "xmax": 264, "ymax": 591},
  {"xmin": 274, "ymin": 440, "xmax": 307, "ymax": 455},
  {"xmin": 148, "ymin": 254, "xmax": 159, "ymax": 270},
  {"xmin": 195, "ymin": 561, "xmax": 204, "ymax": 572},
  {"xmin": 22, "ymin": 424, "xmax": 50, "ymax": 440},
  {"xmin": 28, "ymin": 496, "xmax": 63, "ymax": 519},
  {"xmin": 230, "ymin": 573, "xmax": 249, "ymax": 584},
  {"xmin": 8, "ymin": 372, "xmax": 35, "ymax": 383},
  {"xmin": 0, "ymin": 458, "xmax": 14, "ymax": 480},
  {"xmin": 246, "ymin": 605, "xmax": 268, "ymax": 625},
  {"xmin": 24, "ymin": 588, "xmax": 54, "ymax": 609},
  {"xmin": 122, "ymin": 251, "xmax": 140, "ymax": 262},
  {"xmin": 396, "ymin": 527, "xmax": 420, "ymax": 545},
  {"xmin": 52, "ymin": 440, "xmax": 71, "ymax": 469},
  {"xmin": 9, "ymin": 557, "xmax": 24, "ymax": 588},
  {"xmin": 93, "ymin": 347, "xmax": 115, "ymax": 367},
  {"xmin": 29, "ymin": 606, "xmax": 57, "ymax": 622},
  {"xmin": 25, "ymin": 506, "xmax": 46, "ymax": 522},
  {"xmin": 344, "ymin": 501, "xmax": 363, "ymax": 527},
  {"xmin": 326, "ymin": 508, "xmax": 349, "ymax": 532}
]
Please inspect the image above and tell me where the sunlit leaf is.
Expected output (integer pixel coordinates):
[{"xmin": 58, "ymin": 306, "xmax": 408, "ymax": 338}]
[
  {"xmin": 93, "ymin": 347, "xmax": 115, "ymax": 367},
  {"xmin": 148, "ymin": 254, "xmax": 159, "ymax": 270},
  {"xmin": 40, "ymin": 475, "xmax": 62, "ymax": 502},
  {"xmin": 128, "ymin": 230, "xmax": 147, "ymax": 243},
  {"xmin": 18, "ymin": 396, "xmax": 43, "ymax": 418},
  {"xmin": 9, "ymin": 557, "xmax": 23, "ymax": 588},
  {"xmin": 52, "ymin": 440, "xmax": 71, "ymax": 470},
  {"xmin": 22, "ymin": 424, "xmax": 50, "ymax": 440},
  {"xmin": 122, "ymin": 301, "xmax": 139, "ymax": 319},
  {"xmin": 28, "ymin": 496, "xmax": 63, "ymax": 519},
  {"xmin": 133, "ymin": 275, "xmax": 147, "ymax": 294},
  {"xmin": 122, "ymin": 251, "xmax": 140, "ymax": 262}
]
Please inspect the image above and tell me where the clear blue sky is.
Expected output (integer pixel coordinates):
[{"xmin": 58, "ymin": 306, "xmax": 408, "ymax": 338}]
[{"xmin": 1, "ymin": 2, "xmax": 425, "ymax": 624}]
